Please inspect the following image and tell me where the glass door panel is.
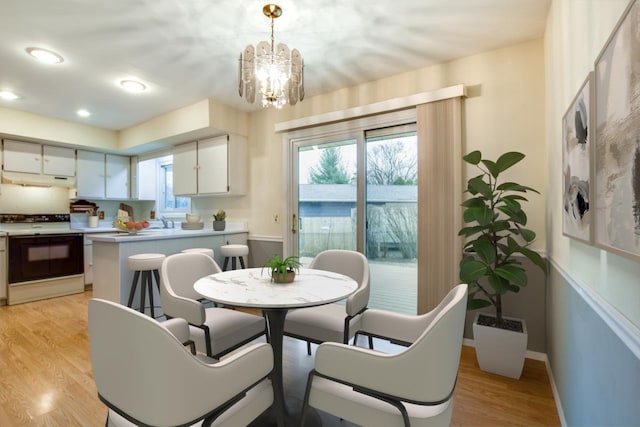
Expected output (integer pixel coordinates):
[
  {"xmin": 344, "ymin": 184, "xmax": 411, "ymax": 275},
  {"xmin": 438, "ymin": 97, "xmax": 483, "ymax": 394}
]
[
  {"xmin": 365, "ymin": 127, "xmax": 418, "ymax": 314},
  {"xmin": 295, "ymin": 139, "xmax": 357, "ymax": 266}
]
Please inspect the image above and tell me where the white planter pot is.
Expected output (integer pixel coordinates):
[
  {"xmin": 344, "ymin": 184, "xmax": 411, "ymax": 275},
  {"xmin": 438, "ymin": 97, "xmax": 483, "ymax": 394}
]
[{"xmin": 472, "ymin": 312, "xmax": 528, "ymax": 379}]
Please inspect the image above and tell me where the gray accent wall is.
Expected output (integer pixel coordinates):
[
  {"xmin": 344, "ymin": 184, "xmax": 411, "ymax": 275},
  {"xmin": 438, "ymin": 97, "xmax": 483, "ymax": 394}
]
[
  {"xmin": 247, "ymin": 238, "xmax": 283, "ymax": 268},
  {"xmin": 548, "ymin": 263, "xmax": 640, "ymax": 426},
  {"xmin": 463, "ymin": 256, "xmax": 548, "ymax": 353}
]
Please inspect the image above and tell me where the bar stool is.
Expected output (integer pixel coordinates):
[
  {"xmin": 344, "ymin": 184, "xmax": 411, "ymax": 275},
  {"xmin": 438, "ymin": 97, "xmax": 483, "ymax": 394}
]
[
  {"xmin": 127, "ymin": 253, "xmax": 166, "ymax": 319},
  {"xmin": 220, "ymin": 244, "xmax": 249, "ymax": 271},
  {"xmin": 181, "ymin": 248, "xmax": 214, "ymax": 258}
]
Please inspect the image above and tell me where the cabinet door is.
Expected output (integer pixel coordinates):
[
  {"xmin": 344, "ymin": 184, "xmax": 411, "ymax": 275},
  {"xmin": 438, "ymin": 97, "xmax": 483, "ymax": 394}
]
[
  {"xmin": 3, "ymin": 140, "xmax": 41, "ymax": 174},
  {"xmin": 43, "ymin": 145, "xmax": 75, "ymax": 176},
  {"xmin": 198, "ymin": 136, "xmax": 228, "ymax": 194},
  {"xmin": 106, "ymin": 154, "xmax": 130, "ymax": 198},
  {"xmin": 173, "ymin": 141, "xmax": 198, "ymax": 195},
  {"xmin": 76, "ymin": 150, "xmax": 105, "ymax": 199}
]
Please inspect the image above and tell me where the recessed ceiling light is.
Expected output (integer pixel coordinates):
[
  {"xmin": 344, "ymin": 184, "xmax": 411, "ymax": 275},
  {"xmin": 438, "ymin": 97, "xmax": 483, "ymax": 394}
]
[
  {"xmin": 26, "ymin": 47, "xmax": 64, "ymax": 64},
  {"xmin": 120, "ymin": 79, "xmax": 147, "ymax": 93},
  {"xmin": 0, "ymin": 91, "xmax": 20, "ymax": 100},
  {"xmin": 77, "ymin": 109, "xmax": 91, "ymax": 117}
]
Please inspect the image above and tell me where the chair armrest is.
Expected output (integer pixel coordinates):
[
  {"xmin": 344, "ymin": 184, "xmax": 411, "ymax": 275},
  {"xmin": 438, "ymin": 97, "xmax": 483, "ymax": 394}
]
[
  {"xmin": 161, "ymin": 293, "xmax": 204, "ymax": 325},
  {"xmin": 360, "ymin": 309, "xmax": 430, "ymax": 344},
  {"xmin": 314, "ymin": 342, "xmax": 409, "ymax": 397},
  {"xmin": 194, "ymin": 343, "xmax": 274, "ymax": 403},
  {"xmin": 346, "ymin": 285, "xmax": 369, "ymax": 316},
  {"xmin": 161, "ymin": 318, "xmax": 190, "ymax": 344}
]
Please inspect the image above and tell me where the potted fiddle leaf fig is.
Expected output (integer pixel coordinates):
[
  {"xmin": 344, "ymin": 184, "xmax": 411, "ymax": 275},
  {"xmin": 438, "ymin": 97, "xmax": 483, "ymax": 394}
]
[
  {"xmin": 459, "ymin": 150, "xmax": 546, "ymax": 379},
  {"xmin": 261, "ymin": 254, "xmax": 301, "ymax": 284},
  {"xmin": 213, "ymin": 209, "xmax": 226, "ymax": 231}
]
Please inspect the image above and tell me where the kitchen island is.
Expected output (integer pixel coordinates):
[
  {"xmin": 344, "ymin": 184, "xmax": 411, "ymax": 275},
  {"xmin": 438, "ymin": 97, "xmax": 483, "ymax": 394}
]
[{"xmin": 86, "ymin": 224, "xmax": 248, "ymax": 314}]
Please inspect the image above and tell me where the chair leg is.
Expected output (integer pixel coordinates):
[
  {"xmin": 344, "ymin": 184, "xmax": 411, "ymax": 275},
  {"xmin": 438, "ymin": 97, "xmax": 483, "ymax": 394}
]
[
  {"xmin": 369, "ymin": 335, "xmax": 374, "ymax": 350},
  {"xmin": 307, "ymin": 341, "xmax": 312, "ymax": 356},
  {"xmin": 231, "ymin": 257, "xmax": 237, "ymax": 270},
  {"xmin": 222, "ymin": 257, "xmax": 229, "ymax": 271},
  {"xmin": 300, "ymin": 370, "xmax": 317, "ymax": 426},
  {"xmin": 239, "ymin": 256, "xmax": 246, "ymax": 269},
  {"xmin": 127, "ymin": 270, "xmax": 140, "ymax": 308}
]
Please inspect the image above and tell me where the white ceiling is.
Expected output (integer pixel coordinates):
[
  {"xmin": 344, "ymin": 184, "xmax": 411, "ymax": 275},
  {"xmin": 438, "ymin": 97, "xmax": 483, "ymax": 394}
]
[{"xmin": 0, "ymin": 0, "xmax": 550, "ymax": 131}]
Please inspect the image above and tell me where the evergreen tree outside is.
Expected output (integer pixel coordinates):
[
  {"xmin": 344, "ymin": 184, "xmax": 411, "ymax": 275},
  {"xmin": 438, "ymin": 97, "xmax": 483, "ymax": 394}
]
[{"xmin": 308, "ymin": 147, "xmax": 350, "ymax": 184}]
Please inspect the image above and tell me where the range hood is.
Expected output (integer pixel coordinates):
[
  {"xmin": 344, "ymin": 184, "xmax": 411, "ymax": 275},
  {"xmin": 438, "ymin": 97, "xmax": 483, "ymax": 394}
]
[{"xmin": 2, "ymin": 171, "xmax": 76, "ymax": 188}]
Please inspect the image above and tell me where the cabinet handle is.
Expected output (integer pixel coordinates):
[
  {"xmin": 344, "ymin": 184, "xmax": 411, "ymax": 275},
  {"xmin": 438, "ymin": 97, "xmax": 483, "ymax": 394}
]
[{"xmin": 291, "ymin": 214, "xmax": 297, "ymax": 234}]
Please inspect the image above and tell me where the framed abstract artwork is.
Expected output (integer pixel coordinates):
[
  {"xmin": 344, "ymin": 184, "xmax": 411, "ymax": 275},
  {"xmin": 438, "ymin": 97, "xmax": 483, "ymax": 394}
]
[
  {"xmin": 562, "ymin": 72, "xmax": 593, "ymax": 243},
  {"xmin": 594, "ymin": 0, "xmax": 640, "ymax": 259}
]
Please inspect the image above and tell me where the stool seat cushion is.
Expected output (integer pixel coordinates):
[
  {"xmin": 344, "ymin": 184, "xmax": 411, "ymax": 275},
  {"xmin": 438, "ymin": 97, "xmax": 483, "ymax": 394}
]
[
  {"xmin": 220, "ymin": 244, "xmax": 249, "ymax": 257},
  {"xmin": 128, "ymin": 253, "xmax": 166, "ymax": 271},
  {"xmin": 182, "ymin": 248, "xmax": 214, "ymax": 258}
]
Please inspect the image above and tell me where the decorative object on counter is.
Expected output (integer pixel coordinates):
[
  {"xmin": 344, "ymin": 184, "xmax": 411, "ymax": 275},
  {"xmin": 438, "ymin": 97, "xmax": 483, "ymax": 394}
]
[
  {"xmin": 114, "ymin": 217, "xmax": 150, "ymax": 235},
  {"xmin": 99, "ymin": 210, "xmax": 105, "ymax": 220},
  {"xmin": 181, "ymin": 221, "xmax": 204, "ymax": 230},
  {"xmin": 213, "ymin": 209, "xmax": 226, "ymax": 231},
  {"xmin": 150, "ymin": 210, "xmax": 155, "ymax": 220},
  {"xmin": 261, "ymin": 254, "xmax": 301, "ymax": 283},
  {"xmin": 186, "ymin": 213, "xmax": 200, "ymax": 223},
  {"xmin": 86, "ymin": 207, "xmax": 99, "ymax": 228},
  {"xmin": 70, "ymin": 199, "xmax": 98, "ymax": 214},
  {"xmin": 458, "ymin": 150, "xmax": 546, "ymax": 379},
  {"xmin": 119, "ymin": 203, "xmax": 134, "ymax": 221}
]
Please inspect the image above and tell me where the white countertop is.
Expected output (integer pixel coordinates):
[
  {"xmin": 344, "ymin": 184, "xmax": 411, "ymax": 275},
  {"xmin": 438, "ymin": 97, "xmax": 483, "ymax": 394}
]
[{"xmin": 85, "ymin": 225, "xmax": 248, "ymax": 243}]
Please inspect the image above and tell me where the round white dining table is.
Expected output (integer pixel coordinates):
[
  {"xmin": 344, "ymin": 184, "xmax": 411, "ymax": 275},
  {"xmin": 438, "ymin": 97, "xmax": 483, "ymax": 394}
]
[{"xmin": 194, "ymin": 267, "xmax": 358, "ymax": 427}]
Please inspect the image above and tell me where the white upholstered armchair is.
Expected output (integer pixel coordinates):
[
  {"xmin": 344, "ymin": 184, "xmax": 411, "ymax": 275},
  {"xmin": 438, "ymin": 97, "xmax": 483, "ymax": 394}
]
[
  {"xmin": 160, "ymin": 252, "xmax": 266, "ymax": 358},
  {"xmin": 300, "ymin": 284, "xmax": 468, "ymax": 427},
  {"xmin": 283, "ymin": 249, "xmax": 370, "ymax": 355},
  {"xmin": 88, "ymin": 298, "xmax": 273, "ymax": 427}
]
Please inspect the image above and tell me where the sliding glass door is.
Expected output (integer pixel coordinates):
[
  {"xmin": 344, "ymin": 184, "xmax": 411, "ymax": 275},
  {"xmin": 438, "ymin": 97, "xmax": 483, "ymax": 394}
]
[{"xmin": 290, "ymin": 117, "xmax": 418, "ymax": 314}]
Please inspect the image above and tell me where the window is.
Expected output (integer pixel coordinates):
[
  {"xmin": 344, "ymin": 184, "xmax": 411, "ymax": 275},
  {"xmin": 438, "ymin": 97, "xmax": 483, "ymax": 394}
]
[
  {"xmin": 138, "ymin": 154, "xmax": 190, "ymax": 215},
  {"xmin": 158, "ymin": 159, "xmax": 190, "ymax": 213}
]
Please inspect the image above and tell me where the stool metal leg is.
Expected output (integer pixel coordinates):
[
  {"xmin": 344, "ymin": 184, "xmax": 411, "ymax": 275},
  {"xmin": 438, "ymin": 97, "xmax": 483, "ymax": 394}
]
[
  {"xmin": 231, "ymin": 257, "xmax": 237, "ymax": 270},
  {"xmin": 139, "ymin": 272, "xmax": 147, "ymax": 314},
  {"xmin": 223, "ymin": 257, "xmax": 229, "ymax": 271},
  {"xmin": 127, "ymin": 270, "xmax": 140, "ymax": 308},
  {"xmin": 239, "ymin": 256, "xmax": 246, "ymax": 269},
  {"xmin": 146, "ymin": 271, "xmax": 155, "ymax": 319}
]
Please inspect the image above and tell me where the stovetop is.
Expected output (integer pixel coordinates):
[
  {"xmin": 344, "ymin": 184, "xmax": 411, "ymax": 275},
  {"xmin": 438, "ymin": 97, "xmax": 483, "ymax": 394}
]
[
  {"xmin": 0, "ymin": 214, "xmax": 70, "ymax": 223},
  {"xmin": 0, "ymin": 214, "xmax": 75, "ymax": 236}
]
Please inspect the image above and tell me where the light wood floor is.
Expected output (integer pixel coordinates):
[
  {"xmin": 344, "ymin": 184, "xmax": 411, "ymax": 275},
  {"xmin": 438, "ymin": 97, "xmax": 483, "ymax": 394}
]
[{"xmin": 0, "ymin": 291, "xmax": 560, "ymax": 426}]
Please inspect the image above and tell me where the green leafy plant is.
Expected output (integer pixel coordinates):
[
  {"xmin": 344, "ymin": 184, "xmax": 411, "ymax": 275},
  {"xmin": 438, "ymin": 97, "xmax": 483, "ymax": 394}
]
[
  {"xmin": 213, "ymin": 209, "xmax": 226, "ymax": 221},
  {"xmin": 459, "ymin": 151, "xmax": 547, "ymax": 327},
  {"xmin": 261, "ymin": 254, "xmax": 301, "ymax": 283}
]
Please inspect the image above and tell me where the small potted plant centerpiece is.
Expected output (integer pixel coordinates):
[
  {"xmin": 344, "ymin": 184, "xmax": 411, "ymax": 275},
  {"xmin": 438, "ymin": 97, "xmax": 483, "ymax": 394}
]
[
  {"xmin": 459, "ymin": 150, "xmax": 546, "ymax": 379},
  {"xmin": 261, "ymin": 254, "xmax": 301, "ymax": 284},
  {"xmin": 213, "ymin": 209, "xmax": 226, "ymax": 231}
]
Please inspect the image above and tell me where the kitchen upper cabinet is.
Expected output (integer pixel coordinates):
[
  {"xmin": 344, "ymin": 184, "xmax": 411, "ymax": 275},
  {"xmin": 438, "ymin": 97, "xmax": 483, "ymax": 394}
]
[
  {"xmin": 106, "ymin": 154, "xmax": 129, "ymax": 198},
  {"xmin": 43, "ymin": 145, "xmax": 75, "ymax": 176},
  {"xmin": 76, "ymin": 150, "xmax": 130, "ymax": 199},
  {"xmin": 3, "ymin": 140, "xmax": 75, "ymax": 177},
  {"xmin": 173, "ymin": 134, "xmax": 247, "ymax": 196},
  {"xmin": 173, "ymin": 141, "xmax": 198, "ymax": 195},
  {"xmin": 3, "ymin": 140, "xmax": 41, "ymax": 173}
]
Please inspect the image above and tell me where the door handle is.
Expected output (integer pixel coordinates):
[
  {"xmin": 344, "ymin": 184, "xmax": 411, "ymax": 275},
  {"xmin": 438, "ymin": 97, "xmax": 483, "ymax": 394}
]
[{"xmin": 291, "ymin": 214, "xmax": 297, "ymax": 234}]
